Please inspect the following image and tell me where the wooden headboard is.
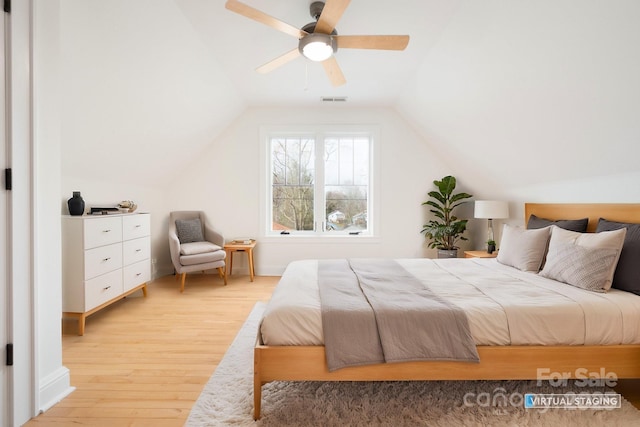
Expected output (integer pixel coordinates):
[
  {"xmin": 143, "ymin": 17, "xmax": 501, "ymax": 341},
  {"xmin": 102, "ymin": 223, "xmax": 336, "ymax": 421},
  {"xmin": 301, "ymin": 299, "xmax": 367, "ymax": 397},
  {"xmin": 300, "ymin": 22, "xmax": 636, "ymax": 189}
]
[{"xmin": 525, "ymin": 203, "xmax": 640, "ymax": 232}]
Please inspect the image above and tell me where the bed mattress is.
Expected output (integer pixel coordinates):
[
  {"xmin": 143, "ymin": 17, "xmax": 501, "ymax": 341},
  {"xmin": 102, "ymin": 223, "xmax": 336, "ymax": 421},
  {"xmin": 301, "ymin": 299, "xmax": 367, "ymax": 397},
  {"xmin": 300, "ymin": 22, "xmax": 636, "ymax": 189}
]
[{"xmin": 260, "ymin": 258, "xmax": 640, "ymax": 346}]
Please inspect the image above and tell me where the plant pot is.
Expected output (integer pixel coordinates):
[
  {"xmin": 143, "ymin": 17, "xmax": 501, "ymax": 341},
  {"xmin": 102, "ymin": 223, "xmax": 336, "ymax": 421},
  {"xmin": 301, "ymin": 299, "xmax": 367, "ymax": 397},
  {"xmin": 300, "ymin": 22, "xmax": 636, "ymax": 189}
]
[
  {"xmin": 437, "ymin": 248, "xmax": 458, "ymax": 259},
  {"xmin": 487, "ymin": 244, "xmax": 496, "ymax": 254}
]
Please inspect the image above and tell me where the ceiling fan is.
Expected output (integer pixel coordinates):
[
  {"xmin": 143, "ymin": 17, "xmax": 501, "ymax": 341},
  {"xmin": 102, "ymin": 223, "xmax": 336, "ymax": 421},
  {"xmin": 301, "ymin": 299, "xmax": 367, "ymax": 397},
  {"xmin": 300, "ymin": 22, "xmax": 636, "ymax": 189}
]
[{"xmin": 225, "ymin": 0, "xmax": 410, "ymax": 87}]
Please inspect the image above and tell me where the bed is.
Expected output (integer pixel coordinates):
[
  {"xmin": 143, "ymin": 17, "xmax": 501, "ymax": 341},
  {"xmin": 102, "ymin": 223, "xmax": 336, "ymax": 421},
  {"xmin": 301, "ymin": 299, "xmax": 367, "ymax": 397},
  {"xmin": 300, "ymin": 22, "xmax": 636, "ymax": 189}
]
[{"xmin": 253, "ymin": 203, "xmax": 640, "ymax": 419}]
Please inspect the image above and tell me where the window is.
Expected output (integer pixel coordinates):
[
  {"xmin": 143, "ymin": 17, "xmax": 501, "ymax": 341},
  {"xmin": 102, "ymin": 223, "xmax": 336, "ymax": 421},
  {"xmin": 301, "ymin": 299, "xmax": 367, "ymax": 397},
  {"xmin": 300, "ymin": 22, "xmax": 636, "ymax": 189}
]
[{"xmin": 264, "ymin": 127, "xmax": 375, "ymax": 236}]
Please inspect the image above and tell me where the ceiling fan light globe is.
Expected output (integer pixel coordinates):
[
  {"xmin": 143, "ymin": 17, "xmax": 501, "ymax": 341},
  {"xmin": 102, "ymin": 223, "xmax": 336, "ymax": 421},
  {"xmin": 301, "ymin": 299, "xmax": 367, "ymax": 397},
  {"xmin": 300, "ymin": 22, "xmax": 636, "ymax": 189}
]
[{"xmin": 299, "ymin": 33, "xmax": 336, "ymax": 62}]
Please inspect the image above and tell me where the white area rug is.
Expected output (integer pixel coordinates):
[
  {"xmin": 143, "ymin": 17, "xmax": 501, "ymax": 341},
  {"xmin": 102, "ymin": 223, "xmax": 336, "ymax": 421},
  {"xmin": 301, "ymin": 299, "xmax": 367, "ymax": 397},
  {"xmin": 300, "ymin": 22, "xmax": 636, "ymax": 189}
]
[{"xmin": 186, "ymin": 302, "xmax": 640, "ymax": 426}]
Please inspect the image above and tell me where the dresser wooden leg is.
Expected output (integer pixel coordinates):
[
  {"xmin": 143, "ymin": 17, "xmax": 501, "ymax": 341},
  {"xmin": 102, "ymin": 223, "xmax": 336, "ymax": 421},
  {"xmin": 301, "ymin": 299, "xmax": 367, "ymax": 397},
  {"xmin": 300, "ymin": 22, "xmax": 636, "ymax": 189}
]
[{"xmin": 78, "ymin": 314, "xmax": 86, "ymax": 336}]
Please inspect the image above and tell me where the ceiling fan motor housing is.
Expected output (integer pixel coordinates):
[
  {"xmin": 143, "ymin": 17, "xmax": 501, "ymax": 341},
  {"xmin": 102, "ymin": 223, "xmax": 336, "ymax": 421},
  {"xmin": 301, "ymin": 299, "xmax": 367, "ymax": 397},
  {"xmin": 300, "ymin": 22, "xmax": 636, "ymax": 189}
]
[
  {"xmin": 301, "ymin": 21, "xmax": 338, "ymax": 36},
  {"xmin": 309, "ymin": 1, "xmax": 325, "ymax": 20}
]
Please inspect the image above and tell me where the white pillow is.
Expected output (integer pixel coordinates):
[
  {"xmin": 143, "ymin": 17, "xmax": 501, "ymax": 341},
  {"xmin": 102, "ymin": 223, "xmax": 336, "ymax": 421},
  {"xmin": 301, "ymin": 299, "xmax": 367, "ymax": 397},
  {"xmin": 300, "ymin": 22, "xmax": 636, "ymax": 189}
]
[
  {"xmin": 539, "ymin": 226, "xmax": 626, "ymax": 292},
  {"xmin": 496, "ymin": 224, "xmax": 551, "ymax": 272}
]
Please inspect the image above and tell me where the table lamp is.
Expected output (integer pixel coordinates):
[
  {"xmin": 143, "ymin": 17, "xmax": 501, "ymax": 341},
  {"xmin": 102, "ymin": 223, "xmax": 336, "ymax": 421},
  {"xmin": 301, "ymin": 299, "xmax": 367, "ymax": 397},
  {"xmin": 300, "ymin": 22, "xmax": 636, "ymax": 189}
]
[{"xmin": 474, "ymin": 201, "xmax": 509, "ymax": 244}]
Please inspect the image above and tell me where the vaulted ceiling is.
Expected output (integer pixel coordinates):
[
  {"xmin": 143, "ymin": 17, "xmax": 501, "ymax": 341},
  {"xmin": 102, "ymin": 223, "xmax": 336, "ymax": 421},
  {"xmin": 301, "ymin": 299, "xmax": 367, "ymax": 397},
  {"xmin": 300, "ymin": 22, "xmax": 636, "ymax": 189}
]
[
  {"xmin": 175, "ymin": 0, "xmax": 460, "ymax": 107},
  {"xmin": 58, "ymin": 0, "xmax": 640, "ymax": 192}
]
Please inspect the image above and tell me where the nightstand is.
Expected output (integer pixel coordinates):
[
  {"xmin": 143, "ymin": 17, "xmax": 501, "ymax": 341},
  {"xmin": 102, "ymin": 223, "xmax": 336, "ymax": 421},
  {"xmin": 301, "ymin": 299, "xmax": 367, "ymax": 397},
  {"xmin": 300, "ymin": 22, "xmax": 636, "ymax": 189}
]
[
  {"xmin": 464, "ymin": 250, "xmax": 498, "ymax": 259},
  {"xmin": 224, "ymin": 240, "xmax": 257, "ymax": 282}
]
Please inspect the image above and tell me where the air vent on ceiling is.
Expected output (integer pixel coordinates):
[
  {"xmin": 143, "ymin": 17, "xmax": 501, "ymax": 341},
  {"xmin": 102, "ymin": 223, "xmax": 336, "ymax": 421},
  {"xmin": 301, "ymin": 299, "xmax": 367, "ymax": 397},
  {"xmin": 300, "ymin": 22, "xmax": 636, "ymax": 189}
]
[{"xmin": 321, "ymin": 96, "xmax": 348, "ymax": 102}]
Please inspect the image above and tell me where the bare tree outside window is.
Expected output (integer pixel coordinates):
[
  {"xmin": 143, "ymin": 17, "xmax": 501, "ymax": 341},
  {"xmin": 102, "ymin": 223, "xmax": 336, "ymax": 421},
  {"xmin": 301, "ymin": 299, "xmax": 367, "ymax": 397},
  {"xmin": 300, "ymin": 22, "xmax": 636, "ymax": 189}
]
[
  {"xmin": 271, "ymin": 137, "xmax": 315, "ymax": 231},
  {"xmin": 270, "ymin": 132, "xmax": 371, "ymax": 234}
]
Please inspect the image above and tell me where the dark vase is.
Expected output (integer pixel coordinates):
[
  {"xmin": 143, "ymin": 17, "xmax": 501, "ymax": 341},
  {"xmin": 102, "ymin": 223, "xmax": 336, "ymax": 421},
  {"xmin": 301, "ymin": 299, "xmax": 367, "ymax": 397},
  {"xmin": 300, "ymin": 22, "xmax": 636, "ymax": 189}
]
[
  {"xmin": 67, "ymin": 191, "xmax": 85, "ymax": 216},
  {"xmin": 487, "ymin": 244, "xmax": 496, "ymax": 254}
]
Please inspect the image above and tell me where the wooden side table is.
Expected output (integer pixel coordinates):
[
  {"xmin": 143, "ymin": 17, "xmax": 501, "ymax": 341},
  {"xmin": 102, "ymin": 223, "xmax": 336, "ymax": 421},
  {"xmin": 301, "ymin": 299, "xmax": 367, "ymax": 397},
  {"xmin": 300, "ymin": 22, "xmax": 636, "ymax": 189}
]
[
  {"xmin": 224, "ymin": 240, "xmax": 256, "ymax": 282},
  {"xmin": 464, "ymin": 250, "xmax": 498, "ymax": 259}
]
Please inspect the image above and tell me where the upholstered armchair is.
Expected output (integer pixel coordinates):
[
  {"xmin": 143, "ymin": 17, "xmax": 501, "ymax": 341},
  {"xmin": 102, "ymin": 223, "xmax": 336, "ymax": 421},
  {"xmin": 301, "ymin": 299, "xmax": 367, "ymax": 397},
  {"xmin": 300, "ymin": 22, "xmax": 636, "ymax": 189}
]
[{"xmin": 168, "ymin": 211, "xmax": 227, "ymax": 292}]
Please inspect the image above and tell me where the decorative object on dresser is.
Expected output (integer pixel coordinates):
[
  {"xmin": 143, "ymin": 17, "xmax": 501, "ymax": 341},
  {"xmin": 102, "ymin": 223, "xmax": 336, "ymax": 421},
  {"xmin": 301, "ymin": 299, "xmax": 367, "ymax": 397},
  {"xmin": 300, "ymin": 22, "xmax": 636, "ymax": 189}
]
[
  {"xmin": 62, "ymin": 213, "xmax": 151, "ymax": 335},
  {"xmin": 474, "ymin": 200, "xmax": 509, "ymax": 251},
  {"xmin": 421, "ymin": 175, "xmax": 473, "ymax": 258},
  {"xmin": 118, "ymin": 200, "xmax": 137, "ymax": 213},
  {"xmin": 67, "ymin": 191, "xmax": 85, "ymax": 216},
  {"xmin": 168, "ymin": 211, "xmax": 227, "ymax": 292}
]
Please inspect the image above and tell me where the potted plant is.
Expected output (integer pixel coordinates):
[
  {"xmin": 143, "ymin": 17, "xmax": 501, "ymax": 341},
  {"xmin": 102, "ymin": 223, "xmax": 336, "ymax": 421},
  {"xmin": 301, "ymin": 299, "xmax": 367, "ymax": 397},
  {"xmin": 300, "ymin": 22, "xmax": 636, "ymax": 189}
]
[
  {"xmin": 421, "ymin": 175, "xmax": 473, "ymax": 258},
  {"xmin": 486, "ymin": 239, "xmax": 496, "ymax": 254}
]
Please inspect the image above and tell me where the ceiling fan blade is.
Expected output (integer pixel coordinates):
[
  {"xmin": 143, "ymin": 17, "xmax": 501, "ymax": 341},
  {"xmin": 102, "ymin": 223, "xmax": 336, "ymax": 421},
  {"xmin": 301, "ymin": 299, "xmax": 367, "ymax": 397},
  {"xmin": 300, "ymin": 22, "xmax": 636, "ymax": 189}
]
[
  {"xmin": 322, "ymin": 57, "xmax": 347, "ymax": 87},
  {"xmin": 225, "ymin": 0, "xmax": 307, "ymax": 39},
  {"xmin": 315, "ymin": 0, "xmax": 351, "ymax": 34},
  {"xmin": 335, "ymin": 35, "xmax": 410, "ymax": 50},
  {"xmin": 256, "ymin": 48, "xmax": 301, "ymax": 74}
]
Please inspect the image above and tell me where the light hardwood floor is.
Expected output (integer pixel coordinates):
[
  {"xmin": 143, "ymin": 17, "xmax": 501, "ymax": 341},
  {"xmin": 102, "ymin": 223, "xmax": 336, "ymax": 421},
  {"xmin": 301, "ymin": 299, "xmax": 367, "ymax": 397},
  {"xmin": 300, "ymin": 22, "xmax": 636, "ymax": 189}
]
[
  {"xmin": 24, "ymin": 273, "xmax": 640, "ymax": 425},
  {"xmin": 25, "ymin": 273, "xmax": 279, "ymax": 426}
]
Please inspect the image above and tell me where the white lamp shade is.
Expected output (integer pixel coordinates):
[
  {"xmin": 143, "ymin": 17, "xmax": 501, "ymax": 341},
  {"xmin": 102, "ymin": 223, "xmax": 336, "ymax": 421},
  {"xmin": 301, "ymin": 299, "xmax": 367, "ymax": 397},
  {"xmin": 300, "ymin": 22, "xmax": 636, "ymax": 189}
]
[{"xmin": 474, "ymin": 201, "xmax": 509, "ymax": 219}]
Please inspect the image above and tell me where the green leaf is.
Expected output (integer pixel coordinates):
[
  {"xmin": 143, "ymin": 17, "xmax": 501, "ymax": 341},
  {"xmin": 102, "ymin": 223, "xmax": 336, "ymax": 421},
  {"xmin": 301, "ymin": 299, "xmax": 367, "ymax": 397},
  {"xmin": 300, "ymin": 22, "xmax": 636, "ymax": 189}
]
[{"xmin": 420, "ymin": 175, "xmax": 473, "ymax": 250}]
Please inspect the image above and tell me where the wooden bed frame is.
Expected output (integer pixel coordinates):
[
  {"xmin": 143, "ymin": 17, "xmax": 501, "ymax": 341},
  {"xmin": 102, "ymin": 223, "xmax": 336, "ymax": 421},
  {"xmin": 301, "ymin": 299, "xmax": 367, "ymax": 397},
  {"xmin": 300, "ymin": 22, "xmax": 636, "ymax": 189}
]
[{"xmin": 253, "ymin": 203, "xmax": 640, "ymax": 419}]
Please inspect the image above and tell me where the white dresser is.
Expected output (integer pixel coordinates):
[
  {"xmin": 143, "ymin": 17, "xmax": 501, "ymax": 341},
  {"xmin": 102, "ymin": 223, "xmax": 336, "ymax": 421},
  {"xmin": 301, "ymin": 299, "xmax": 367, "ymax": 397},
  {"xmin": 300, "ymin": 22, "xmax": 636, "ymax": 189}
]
[{"xmin": 62, "ymin": 213, "xmax": 151, "ymax": 335}]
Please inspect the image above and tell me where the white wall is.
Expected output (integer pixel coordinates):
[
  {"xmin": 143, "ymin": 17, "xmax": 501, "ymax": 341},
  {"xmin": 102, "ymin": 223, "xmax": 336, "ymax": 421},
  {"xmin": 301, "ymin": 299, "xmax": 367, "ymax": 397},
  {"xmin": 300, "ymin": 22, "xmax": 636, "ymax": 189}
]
[
  {"xmin": 164, "ymin": 107, "xmax": 459, "ymax": 275},
  {"xmin": 8, "ymin": 1, "xmax": 37, "ymax": 424},
  {"xmin": 34, "ymin": 0, "xmax": 74, "ymax": 414},
  {"xmin": 398, "ymin": 0, "xmax": 640, "ymax": 195},
  {"xmin": 58, "ymin": 0, "xmax": 245, "ymax": 276},
  {"xmin": 397, "ymin": 0, "xmax": 640, "ymax": 251},
  {"xmin": 58, "ymin": 0, "xmax": 245, "ymax": 189}
]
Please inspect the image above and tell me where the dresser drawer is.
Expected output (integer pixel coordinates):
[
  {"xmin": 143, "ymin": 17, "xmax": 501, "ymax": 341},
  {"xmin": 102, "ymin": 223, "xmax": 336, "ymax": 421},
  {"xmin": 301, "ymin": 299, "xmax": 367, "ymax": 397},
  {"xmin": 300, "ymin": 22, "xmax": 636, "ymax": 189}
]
[
  {"xmin": 84, "ymin": 217, "xmax": 122, "ymax": 249},
  {"xmin": 84, "ymin": 243, "xmax": 123, "ymax": 280},
  {"xmin": 123, "ymin": 236, "xmax": 150, "ymax": 266},
  {"xmin": 123, "ymin": 214, "xmax": 150, "ymax": 241},
  {"xmin": 123, "ymin": 259, "xmax": 150, "ymax": 292},
  {"xmin": 85, "ymin": 269, "xmax": 123, "ymax": 311}
]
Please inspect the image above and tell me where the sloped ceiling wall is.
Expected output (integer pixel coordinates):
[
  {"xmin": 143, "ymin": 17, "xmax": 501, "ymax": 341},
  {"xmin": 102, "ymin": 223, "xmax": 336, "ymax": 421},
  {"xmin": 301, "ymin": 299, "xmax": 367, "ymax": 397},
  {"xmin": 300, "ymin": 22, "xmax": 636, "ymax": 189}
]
[
  {"xmin": 59, "ymin": 0, "xmax": 245, "ymax": 188},
  {"xmin": 397, "ymin": 0, "xmax": 640, "ymax": 194},
  {"xmin": 58, "ymin": 0, "xmax": 640, "ymax": 197}
]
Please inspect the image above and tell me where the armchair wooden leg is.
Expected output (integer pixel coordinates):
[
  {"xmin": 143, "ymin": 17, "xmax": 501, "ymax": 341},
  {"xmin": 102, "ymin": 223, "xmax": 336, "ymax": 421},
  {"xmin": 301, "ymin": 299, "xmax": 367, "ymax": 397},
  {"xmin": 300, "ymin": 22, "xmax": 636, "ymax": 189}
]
[
  {"xmin": 180, "ymin": 272, "xmax": 187, "ymax": 293},
  {"xmin": 218, "ymin": 267, "xmax": 227, "ymax": 286}
]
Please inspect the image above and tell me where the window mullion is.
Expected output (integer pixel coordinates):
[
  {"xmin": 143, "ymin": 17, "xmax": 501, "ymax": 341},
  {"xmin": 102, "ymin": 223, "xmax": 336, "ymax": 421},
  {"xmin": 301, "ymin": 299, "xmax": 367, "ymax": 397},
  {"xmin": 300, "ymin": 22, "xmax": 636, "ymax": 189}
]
[{"xmin": 314, "ymin": 133, "xmax": 325, "ymax": 234}]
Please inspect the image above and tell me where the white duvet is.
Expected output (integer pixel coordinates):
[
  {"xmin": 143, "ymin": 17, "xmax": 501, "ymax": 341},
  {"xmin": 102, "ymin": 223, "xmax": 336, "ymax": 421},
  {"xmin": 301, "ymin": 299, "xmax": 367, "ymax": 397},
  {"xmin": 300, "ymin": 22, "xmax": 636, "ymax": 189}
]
[{"xmin": 260, "ymin": 258, "xmax": 640, "ymax": 346}]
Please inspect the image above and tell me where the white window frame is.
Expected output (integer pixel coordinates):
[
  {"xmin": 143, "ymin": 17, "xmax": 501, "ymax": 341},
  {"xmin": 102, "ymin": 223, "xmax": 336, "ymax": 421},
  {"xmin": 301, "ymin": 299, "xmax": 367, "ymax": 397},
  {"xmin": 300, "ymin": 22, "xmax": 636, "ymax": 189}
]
[{"xmin": 260, "ymin": 125, "xmax": 380, "ymax": 241}]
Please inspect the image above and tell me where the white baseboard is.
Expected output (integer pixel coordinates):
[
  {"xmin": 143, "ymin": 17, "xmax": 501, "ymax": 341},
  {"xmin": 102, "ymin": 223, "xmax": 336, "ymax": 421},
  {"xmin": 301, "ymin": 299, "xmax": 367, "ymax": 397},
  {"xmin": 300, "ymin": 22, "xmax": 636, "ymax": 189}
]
[
  {"xmin": 154, "ymin": 264, "xmax": 287, "ymax": 279},
  {"xmin": 253, "ymin": 266, "xmax": 287, "ymax": 276},
  {"xmin": 38, "ymin": 366, "xmax": 75, "ymax": 413}
]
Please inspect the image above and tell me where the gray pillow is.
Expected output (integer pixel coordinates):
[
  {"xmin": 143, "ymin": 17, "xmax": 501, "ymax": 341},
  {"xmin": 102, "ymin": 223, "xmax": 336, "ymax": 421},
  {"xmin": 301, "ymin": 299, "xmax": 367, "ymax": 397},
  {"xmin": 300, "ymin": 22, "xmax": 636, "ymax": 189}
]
[
  {"xmin": 175, "ymin": 218, "xmax": 204, "ymax": 243},
  {"xmin": 527, "ymin": 214, "xmax": 589, "ymax": 232},
  {"xmin": 596, "ymin": 218, "xmax": 640, "ymax": 295}
]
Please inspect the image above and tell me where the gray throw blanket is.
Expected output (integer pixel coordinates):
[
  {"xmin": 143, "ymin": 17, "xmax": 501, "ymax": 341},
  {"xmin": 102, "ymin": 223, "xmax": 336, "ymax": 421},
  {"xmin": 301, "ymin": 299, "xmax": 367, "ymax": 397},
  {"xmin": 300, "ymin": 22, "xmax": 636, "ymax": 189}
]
[{"xmin": 318, "ymin": 259, "xmax": 480, "ymax": 371}]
